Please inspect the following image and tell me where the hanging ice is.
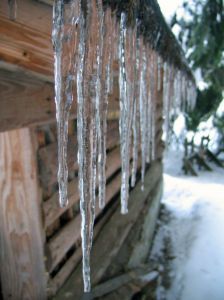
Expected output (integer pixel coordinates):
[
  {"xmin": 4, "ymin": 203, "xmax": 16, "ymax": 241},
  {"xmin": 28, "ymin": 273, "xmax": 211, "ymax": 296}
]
[
  {"xmin": 52, "ymin": 0, "xmax": 79, "ymax": 207},
  {"xmin": 139, "ymin": 45, "xmax": 148, "ymax": 190},
  {"xmin": 76, "ymin": 0, "xmax": 104, "ymax": 292},
  {"xmin": 131, "ymin": 36, "xmax": 141, "ymax": 188},
  {"xmin": 97, "ymin": 7, "xmax": 114, "ymax": 209},
  {"xmin": 118, "ymin": 13, "xmax": 135, "ymax": 214},
  {"xmin": 51, "ymin": 0, "xmax": 197, "ymax": 293},
  {"xmin": 145, "ymin": 48, "xmax": 153, "ymax": 164}
]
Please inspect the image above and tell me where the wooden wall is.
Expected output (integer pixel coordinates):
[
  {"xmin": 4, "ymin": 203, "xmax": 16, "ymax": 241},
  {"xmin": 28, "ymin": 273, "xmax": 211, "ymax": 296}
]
[{"xmin": 0, "ymin": 1, "xmax": 164, "ymax": 299}]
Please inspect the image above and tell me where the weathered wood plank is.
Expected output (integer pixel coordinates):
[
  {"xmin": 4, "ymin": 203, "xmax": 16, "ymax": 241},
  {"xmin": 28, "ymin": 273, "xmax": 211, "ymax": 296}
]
[
  {"xmin": 0, "ymin": 67, "xmax": 119, "ymax": 132},
  {"xmin": 54, "ymin": 161, "xmax": 162, "ymax": 300},
  {"xmin": 0, "ymin": 16, "xmax": 53, "ymax": 80},
  {"xmin": 90, "ymin": 265, "xmax": 157, "ymax": 299},
  {"xmin": 0, "ymin": 0, "xmax": 52, "ymax": 34},
  {"xmin": 0, "ymin": 69, "xmax": 59, "ymax": 132},
  {"xmin": 0, "ymin": 127, "xmax": 47, "ymax": 300}
]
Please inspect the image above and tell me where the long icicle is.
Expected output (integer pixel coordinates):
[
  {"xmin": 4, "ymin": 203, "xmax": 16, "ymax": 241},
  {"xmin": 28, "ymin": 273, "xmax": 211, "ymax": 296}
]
[
  {"xmin": 77, "ymin": 0, "xmax": 101, "ymax": 292},
  {"xmin": 131, "ymin": 35, "xmax": 140, "ymax": 188},
  {"xmin": 118, "ymin": 12, "xmax": 128, "ymax": 214},
  {"xmin": 52, "ymin": 0, "xmax": 79, "ymax": 208},
  {"xmin": 118, "ymin": 13, "xmax": 135, "ymax": 214},
  {"xmin": 145, "ymin": 46, "xmax": 152, "ymax": 164},
  {"xmin": 98, "ymin": 8, "xmax": 113, "ymax": 209},
  {"xmin": 151, "ymin": 51, "xmax": 158, "ymax": 161},
  {"xmin": 139, "ymin": 44, "xmax": 147, "ymax": 190}
]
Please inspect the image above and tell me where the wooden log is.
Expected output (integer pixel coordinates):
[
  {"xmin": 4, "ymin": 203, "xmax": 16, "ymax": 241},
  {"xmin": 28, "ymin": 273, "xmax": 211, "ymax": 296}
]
[
  {"xmin": 0, "ymin": 0, "xmax": 52, "ymax": 34},
  {"xmin": 0, "ymin": 16, "xmax": 53, "ymax": 80},
  {"xmin": 54, "ymin": 161, "xmax": 162, "ymax": 300},
  {"xmin": 0, "ymin": 127, "xmax": 47, "ymax": 300},
  {"xmin": 0, "ymin": 69, "xmax": 62, "ymax": 132}
]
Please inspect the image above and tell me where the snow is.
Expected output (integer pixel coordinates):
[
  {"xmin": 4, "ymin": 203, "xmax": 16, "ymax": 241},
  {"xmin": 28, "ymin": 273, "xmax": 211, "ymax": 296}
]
[
  {"xmin": 150, "ymin": 148, "xmax": 224, "ymax": 300},
  {"xmin": 157, "ymin": 0, "xmax": 184, "ymax": 22}
]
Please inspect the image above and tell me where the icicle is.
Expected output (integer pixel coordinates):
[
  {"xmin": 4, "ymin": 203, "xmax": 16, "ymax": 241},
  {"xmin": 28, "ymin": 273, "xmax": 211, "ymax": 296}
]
[
  {"xmin": 131, "ymin": 34, "xmax": 141, "ymax": 188},
  {"xmin": 131, "ymin": 98, "xmax": 138, "ymax": 187},
  {"xmin": 97, "ymin": 6, "xmax": 113, "ymax": 209},
  {"xmin": 52, "ymin": 0, "xmax": 79, "ymax": 208},
  {"xmin": 148, "ymin": 50, "xmax": 156, "ymax": 161},
  {"xmin": 118, "ymin": 12, "xmax": 128, "ymax": 214},
  {"xmin": 157, "ymin": 55, "xmax": 162, "ymax": 92},
  {"xmin": 151, "ymin": 51, "xmax": 158, "ymax": 161},
  {"xmin": 118, "ymin": 13, "xmax": 134, "ymax": 214},
  {"xmin": 77, "ymin": 0, "xmax": 101, "ymax": 292},
  {"xmin": 8, "ymin": 0, "xmax": 17, "ymax": 20},
  {"xmin": 145, "ymin": 47, "xmax": 153, "ymax": 164},
  {"xmin": 139, "ymin": 45, "xmax": 148, "ymax": 190},
  {"xmin": 162, "ymin": 62, "xmax": 170, "ymax": 143}
]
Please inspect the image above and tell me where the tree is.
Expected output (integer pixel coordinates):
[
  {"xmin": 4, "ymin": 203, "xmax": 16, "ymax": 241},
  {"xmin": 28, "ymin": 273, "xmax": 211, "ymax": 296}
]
[{"xmin": 171, "ymin": 0, "xmax": 224, "ymax": 130}]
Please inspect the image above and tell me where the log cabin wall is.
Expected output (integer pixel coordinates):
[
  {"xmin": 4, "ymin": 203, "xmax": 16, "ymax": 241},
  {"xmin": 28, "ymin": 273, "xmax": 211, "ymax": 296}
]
[{"xmin": 0, "ymin": 0, "xmax": 188, "ymax": 299}]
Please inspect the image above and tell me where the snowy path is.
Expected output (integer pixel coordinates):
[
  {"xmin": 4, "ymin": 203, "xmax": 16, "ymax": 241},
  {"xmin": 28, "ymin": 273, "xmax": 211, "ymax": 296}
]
[{"xmin": 150, "ymin": 150, "xmax": 224, "ymax": 300}]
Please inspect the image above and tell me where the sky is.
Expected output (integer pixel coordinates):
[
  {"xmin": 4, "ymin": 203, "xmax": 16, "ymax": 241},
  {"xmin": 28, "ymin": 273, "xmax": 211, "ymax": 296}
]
[{"xmin": 157, "ymin": 0, "xmax": 184, "ymax": 21}]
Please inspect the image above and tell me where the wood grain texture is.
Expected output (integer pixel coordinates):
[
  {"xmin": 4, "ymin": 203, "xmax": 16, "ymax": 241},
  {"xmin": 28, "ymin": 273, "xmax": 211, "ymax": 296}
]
[
  {"xmin": 0, "ymin": 128, "xmax": 47, "ymax": 300},
  {"xmin": 0, "ymin": 0, "xmax": 52, "ymax": 34},
  {"xmin": 0, "ymin": 69, "xmax": 60, "ymax": 132},
  {"xmin": 0, "ymin": 15, "xmax": 53, "ymax": 80}
]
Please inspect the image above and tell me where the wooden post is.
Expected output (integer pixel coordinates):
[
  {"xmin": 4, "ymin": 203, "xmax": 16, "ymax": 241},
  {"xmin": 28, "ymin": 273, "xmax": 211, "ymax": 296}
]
[{"xmin": 0, "ymin": 128, "xmax": 47, "ymax": 300}]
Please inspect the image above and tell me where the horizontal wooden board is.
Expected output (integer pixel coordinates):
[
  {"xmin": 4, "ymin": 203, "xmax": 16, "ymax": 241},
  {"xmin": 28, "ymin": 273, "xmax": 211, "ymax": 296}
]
[
  {"xmin": 0, "ymin": 16, "xmax": 53, "ymax": 80},
  {"xmin": 0, "ymin": 0, "xmax": 52, "ymax": 34},
  {"xmin": 0, "ymin": 69, "xmax": 62, "ymax": 132}
]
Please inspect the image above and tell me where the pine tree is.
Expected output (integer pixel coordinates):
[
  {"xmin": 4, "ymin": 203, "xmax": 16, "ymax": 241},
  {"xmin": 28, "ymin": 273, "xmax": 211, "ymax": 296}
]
[{"xmin": 171, "ymin": 0, "xmax": 224, "ymax": 130}]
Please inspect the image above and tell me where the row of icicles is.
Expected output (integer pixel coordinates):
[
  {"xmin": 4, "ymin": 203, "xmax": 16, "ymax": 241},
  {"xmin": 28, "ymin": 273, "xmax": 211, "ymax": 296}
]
[{"xmin": 52, "ymin": 0, "xmax": 197, "ymax": 292}]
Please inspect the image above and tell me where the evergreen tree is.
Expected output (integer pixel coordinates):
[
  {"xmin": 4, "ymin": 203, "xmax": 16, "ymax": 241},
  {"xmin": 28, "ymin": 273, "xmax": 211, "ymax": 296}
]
[{"xmin": 171, "ymin": 0, "xmax": 224, "ymax": 130}]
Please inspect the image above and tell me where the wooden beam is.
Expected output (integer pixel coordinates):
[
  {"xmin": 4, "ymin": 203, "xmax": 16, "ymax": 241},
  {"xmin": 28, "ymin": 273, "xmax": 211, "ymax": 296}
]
[
  {"xmin": 0, "ymin": 0, "xmax": 52, "ymax": 34},
  {"xmin": 0, "ymin": 16, "xmax": 53, "ymax": 81},
  {"xmin": 0, "ymin": 127, "xmax": 47, "ymax": 300},
  {"xmin": 0, "ymin": 69, "xmax": 59, "ymax": 132},
  {"xmin": 0, "ymin": 0, "xmax": 53, "ymax": 80}
]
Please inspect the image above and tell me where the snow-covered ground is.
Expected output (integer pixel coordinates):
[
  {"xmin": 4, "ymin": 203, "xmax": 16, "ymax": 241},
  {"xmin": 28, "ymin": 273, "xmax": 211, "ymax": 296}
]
[{"xmin": 149, "ymin": 149, "xmax": 224, "ymax": 300}]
